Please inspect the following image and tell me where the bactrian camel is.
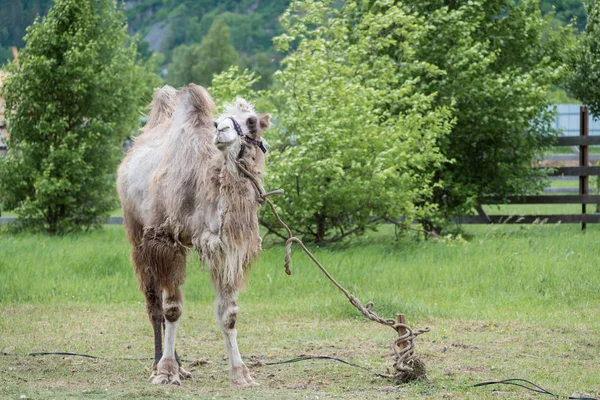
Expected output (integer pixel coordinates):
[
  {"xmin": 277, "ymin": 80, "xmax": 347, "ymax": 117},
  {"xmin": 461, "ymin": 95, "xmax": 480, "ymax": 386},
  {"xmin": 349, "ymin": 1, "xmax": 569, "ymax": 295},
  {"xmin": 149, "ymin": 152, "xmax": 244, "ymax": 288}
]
[{"xmin": 117, "ymin": 84, "xmax": 270, "ymax": 387}]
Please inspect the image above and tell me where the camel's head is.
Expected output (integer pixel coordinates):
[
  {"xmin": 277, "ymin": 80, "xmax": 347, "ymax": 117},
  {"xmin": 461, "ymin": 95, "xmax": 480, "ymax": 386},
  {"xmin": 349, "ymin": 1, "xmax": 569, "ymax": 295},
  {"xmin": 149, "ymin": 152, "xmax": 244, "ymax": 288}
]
[{"xmin": 214, "ymin": 98, "xmax": 270, "ymax": 173}]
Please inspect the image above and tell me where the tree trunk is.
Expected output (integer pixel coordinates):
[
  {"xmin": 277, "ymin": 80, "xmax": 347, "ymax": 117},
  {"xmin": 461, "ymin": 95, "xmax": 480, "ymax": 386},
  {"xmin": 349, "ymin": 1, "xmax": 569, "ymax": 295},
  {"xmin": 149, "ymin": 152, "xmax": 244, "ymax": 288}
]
[
  {"xmin": 315, "ymin": 214, "xmax": 326, "ymax": 243},
  {"xmin": 47, "ymin": 206, "xmax": 58, "ymax": 235}
]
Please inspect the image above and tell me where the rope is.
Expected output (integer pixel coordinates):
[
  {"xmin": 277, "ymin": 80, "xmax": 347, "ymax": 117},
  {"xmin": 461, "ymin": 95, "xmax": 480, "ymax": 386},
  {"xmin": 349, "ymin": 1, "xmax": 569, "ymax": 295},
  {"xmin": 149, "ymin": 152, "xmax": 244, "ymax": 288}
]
[{"xmin": 236, "ymin": 160, "xmax": 430, "ymax": 382}]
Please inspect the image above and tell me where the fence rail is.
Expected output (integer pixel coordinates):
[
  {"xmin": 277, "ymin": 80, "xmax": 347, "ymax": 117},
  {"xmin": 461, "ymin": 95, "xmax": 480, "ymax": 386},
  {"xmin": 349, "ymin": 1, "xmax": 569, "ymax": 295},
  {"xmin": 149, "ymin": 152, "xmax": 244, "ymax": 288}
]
[{"xmin": 471, "ymin": 105, "xmax": 599, "ymax": 229}]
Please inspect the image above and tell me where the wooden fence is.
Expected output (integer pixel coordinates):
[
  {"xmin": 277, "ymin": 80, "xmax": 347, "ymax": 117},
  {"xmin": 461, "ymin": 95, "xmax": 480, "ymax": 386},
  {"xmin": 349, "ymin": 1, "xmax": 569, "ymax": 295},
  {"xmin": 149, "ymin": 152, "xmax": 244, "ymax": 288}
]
[{"xmin": 461, "ymin": 106, "xmax": 600, "ymax": 230}]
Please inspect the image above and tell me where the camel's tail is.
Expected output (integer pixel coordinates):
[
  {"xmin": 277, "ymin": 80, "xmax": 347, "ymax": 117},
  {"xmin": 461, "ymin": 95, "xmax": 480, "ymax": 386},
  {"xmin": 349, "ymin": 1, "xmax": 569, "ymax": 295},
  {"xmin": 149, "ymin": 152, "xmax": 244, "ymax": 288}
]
[
  {"xmin": 177, "ymin": 83, "xmax": 216, "ymax": 128},
  {"xmin": 144, "ymin": 85, "xmax": 178, "ymax": 131}
]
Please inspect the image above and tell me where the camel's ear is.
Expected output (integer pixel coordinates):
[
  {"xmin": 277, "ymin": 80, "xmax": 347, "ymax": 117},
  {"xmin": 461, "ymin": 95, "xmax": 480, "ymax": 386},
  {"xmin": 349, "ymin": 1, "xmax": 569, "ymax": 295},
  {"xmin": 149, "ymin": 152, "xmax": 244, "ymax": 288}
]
[
  {"xmin": 235, "ymin": 98, "xmax": 250, "ymax": 112},
  {"xmin": 259, "ymin": 114, "xmax": 271, "ymax": 130}
]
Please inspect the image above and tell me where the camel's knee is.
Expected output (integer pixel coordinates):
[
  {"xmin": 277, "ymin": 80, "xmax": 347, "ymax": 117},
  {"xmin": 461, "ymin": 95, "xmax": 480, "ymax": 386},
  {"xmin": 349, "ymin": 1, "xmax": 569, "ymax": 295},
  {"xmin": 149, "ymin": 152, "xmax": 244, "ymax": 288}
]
[
  {"xmin": 218, "ymin": 305, "xmax": 238, "ymax": 331},
  {"xmin": 162, "ymin": 290, "xmax": 183, "ymax": 322},
  {"xmin": 164, "ymin": 300, "xmax": 182, "ymax": 323}
]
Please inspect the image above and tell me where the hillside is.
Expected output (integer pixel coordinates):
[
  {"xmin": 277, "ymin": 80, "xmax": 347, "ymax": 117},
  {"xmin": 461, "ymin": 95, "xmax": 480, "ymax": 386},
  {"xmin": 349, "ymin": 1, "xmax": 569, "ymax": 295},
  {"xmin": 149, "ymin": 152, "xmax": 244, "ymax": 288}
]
[
  {"xmin": 0, "ymin": 0, "xmax": 290, "ymax": 65},
  {"xmin": 126, "ymin": 0, "xmax": 289, "ymax": 56},
  {"xmin": 0, "ymin": 0, "xmax": 588, "ymax": 67}
]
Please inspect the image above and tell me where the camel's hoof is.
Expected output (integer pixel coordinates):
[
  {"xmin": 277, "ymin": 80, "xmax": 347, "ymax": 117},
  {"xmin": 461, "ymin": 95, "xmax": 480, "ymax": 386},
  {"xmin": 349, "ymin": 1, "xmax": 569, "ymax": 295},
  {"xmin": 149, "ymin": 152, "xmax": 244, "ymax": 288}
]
[
  {"xmin": 231, "ymin": 377, "xmax": 259, "ymax": 388},
  {"xmin": 151, "ymin": 358, "xmax": 181, "ymax": 385},
  {"xmin": 179, "ymin": 366, "xmax": 192, "ymax": 380},
  {"xmin": 231, "ymin": 365, "xmax": 258, "ymax": 388},
  {"xmin": 150, "ymin": 372, "xmax": 181, "ymax": 386}
]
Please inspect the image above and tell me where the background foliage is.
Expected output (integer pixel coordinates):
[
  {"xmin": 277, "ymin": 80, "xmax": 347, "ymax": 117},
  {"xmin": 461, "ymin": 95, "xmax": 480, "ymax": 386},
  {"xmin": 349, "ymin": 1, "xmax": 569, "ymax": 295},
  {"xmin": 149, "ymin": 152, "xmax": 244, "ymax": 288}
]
[
  {"xmin": 166, "ymin": 17, "xmax": 239, "ymax": 88},
  {"xmin": 251, "ymin": 0, "xmax": 453, "ymax": 242},
  {"xmin": 568, "ymin": 1, "xmax": 600, "ymax": 118},
  {"xmin": 397, "ymin": 0, "xmax": 574, "ymax": 226},
  {"xmin": 0, "ymin": 0, "xmax": 159, "ymax": 234},
  {"xmin": 0, "ymin": 0, "xmax": 594, "ymax": 239},
  {"xmin": 0, "ymin": 1, "xmax": 587, "ymax": 86}
]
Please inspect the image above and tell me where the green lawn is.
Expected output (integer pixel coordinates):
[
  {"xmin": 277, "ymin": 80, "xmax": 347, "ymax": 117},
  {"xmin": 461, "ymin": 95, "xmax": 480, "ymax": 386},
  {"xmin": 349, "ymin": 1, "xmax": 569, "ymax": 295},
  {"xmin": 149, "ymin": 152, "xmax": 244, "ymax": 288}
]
[{"xmin": 1, "ymin": 224, "xmax": 599, "ymax": 399}]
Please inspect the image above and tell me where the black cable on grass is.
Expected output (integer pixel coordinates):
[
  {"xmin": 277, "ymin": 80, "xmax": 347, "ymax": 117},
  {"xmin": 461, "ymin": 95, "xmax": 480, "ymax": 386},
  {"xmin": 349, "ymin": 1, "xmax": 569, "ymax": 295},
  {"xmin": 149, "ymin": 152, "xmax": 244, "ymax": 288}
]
[
  {"xmin": 262, "ymin": 355, "xmax": 390, "ymax": 378},
  {"xmin": 5, "ymin": 351, "xmax": 596, "ymax": 399},
  {"xmin": 14, "ymin": 352, "xmax": 154, "ymax": 362},
  {"xmin": 474, "ymin": 379, "xmax": 598, "ymax": 400},
  {"xmin": 5, "ymin": 352, "xmax": 389, "ymax": 378}
]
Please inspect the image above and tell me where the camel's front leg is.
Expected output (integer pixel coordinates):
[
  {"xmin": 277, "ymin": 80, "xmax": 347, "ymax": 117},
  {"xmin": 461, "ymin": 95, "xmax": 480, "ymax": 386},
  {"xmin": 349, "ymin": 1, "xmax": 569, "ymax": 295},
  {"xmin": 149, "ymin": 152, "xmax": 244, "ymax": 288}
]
[{"xmin": 215, "ymin": 288, "xmax": 257, "ymax": 387}]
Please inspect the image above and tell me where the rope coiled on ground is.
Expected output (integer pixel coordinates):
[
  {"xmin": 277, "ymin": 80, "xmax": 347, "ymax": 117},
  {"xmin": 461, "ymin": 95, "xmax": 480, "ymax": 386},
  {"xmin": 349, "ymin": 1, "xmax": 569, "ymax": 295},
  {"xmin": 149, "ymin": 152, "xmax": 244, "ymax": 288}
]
[{"xmin": 237, "ymin": 160, "xmax": 430, "ymax": 382}]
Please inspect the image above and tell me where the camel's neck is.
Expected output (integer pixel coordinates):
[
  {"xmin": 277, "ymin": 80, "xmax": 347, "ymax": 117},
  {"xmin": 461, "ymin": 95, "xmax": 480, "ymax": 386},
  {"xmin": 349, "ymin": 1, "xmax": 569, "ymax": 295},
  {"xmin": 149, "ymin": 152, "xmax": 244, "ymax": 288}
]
[
  {"xmin": 217, "ymin": 160, "xmax": 263, "ymax": 245},
  {"xmin": 220, "ymin": 161, "xmax": 263, "ymax": 205}
]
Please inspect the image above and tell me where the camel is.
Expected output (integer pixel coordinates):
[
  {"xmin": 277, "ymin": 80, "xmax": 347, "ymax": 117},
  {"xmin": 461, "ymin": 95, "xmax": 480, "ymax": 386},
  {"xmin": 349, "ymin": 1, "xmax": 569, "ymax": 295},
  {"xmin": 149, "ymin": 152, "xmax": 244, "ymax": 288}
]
[{"xmin": 117, "ymin": 83, "xmax": 270, "ymax": 387}]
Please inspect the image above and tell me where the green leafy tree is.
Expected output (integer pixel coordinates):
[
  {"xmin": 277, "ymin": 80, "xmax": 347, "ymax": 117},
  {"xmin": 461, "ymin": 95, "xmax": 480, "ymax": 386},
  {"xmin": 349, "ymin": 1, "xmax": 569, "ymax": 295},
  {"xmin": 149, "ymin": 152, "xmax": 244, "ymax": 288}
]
[
  {"xmin": 259, "ymin": 0, "xmax": 452, "ymax": 242},
  {"xmin": 210, "ymin": 66, "xmax": 261, "ymax": 110},
  {"xmin": 394, "ymin": 0, "xmax": 574, "ymax": 228},
  {"xmin": 569, "ymin": 1, "xmax": 600, "ymax": 117},
  {"xmin": 240, "ymin": 52, "xmax": 277, "ymax": 91},
  {"xmin": 540, "ymin": 0, "xmax": 586, "ymax": 30},
  {"xmin": 0, "ymin": 47, "xmax": 13, "ymax": 64},
  {"xmin": 0, "ymin": 0, "xmax": 159, "ymax": 234},
  {"xmin": 167, "ymin": 17, "xmax": 239, "ymax": 87},
  {"xmin": 209, "ymin": 65, "xmax": 275, "ymax": 120},
  {"xmin": 0, "ymin": 0, "xmax": 54, "ymax": 50}
]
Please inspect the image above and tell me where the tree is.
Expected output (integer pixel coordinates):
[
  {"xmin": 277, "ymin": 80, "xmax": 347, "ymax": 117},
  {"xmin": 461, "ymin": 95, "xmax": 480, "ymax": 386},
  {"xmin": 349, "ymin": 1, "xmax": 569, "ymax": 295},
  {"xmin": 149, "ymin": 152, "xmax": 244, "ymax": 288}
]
[
  {"xmin": 0, "ymin": 0, "xmax": 159, "ymax": 234},
  {"xmin": 209, "ymin": 65, "xmax": 262, "ymax": 110},
  {"xmin": 0, "ymin": 0, "xmax": 54, "ymax": 49},
  {"xmin": 394, "ymin": 0, "xmax": 573, "ymax": 228},
  {"xmin": 239, "ymin": 52, "xmax": 277, "ymax": 91},
  {"xmin": 167, "ymin": 17, "xmax": 239, "ymax": 87},
  {"xmin": 568, "ymin": 1, "xmax": 600, "ymax": 118},
  {"xmin": 257, "ymin": 0, "xmax": 452, "ymax": 242},
  {"xmin": 540, "ymin": 0, "xmax": 586, "ymax": 30}
]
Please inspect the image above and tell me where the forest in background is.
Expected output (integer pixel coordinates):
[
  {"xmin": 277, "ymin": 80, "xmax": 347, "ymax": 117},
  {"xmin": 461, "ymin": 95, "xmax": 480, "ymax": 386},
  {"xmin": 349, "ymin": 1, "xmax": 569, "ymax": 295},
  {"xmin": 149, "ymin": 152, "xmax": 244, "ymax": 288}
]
[{"xmin": 0, "ymin": 0, "xmax": 591, "ymax": 93}]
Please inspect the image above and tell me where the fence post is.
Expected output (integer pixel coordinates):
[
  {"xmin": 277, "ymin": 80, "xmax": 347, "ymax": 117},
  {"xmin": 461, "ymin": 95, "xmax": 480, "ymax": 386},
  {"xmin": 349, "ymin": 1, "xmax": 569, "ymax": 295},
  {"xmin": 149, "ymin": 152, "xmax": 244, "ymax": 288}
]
[{"xmin": 580, "ymin": 106, "xmax": 589, "ymax": 231}]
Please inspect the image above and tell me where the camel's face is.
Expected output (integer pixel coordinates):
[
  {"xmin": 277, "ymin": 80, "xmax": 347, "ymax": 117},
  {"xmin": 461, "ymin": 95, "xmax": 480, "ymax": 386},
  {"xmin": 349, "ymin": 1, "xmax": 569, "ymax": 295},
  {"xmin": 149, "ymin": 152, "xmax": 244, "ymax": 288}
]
[
  {"xmin": 214, "ymin": 117, "xmax": 241, "ymax": 150},
  {"xmin": 213, "ymin": 98, "xmax": 270, "ymax": 160}
]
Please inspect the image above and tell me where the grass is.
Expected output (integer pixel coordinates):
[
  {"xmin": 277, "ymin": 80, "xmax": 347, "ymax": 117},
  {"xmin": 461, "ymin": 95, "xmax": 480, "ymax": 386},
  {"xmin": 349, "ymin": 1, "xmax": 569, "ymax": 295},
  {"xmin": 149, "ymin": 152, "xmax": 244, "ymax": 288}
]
[
  {"xmin": 1, "ymin": 224, "xmax": 600, "ymax": 399},
  {"xmin": 544, "ymin": 145, "xmax": 600, "ymax": 154}
]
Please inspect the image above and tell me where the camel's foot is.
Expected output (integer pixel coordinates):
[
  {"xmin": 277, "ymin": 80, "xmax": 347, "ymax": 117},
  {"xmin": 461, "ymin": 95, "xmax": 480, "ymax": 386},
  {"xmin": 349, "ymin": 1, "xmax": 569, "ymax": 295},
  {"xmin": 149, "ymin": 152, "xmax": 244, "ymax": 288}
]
[
  {"xmin": 230, "ymin": 364, "xmax": 258, "ymax": 388},
  {"xmin": 150, "ymin": 358, "xmax": 181, "ymax": 385},
  {"xmin": 179, "ymin": 366, "xmax": 192, "ymax": 380}
]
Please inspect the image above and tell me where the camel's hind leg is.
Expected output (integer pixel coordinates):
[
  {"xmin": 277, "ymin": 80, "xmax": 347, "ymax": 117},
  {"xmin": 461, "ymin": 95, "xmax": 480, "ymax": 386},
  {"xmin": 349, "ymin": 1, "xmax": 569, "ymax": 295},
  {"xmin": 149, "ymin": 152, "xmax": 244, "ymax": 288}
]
[{"xmin": 215, "ymin": 285, "xmax": 257, "ymax": 387}]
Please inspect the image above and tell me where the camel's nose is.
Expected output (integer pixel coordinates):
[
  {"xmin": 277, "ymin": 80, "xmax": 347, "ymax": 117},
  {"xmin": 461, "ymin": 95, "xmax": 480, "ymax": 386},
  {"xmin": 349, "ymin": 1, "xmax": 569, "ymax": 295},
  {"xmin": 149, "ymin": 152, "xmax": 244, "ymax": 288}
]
[{"xmin": 215, "ymin": 120, "xmax": 237, "ymax": 150}]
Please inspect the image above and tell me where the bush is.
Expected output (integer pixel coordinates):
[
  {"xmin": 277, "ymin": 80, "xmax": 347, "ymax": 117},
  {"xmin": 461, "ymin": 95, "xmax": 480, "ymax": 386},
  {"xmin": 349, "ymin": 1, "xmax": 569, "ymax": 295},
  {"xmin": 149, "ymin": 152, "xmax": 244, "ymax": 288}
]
[
  {"xmin": 0, "ymin": 0, "xmax": 158, "ymax": 234},
  {"xmin": 261, "ymin": 0, "xmax": 452, "ymax": 242}
]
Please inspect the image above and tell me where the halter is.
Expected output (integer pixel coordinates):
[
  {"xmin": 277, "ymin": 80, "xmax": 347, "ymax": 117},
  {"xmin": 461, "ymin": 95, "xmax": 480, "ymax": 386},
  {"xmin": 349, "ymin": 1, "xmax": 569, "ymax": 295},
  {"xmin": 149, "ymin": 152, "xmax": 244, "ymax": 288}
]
[{"xmin": 228, "ymin": 117, "xmax": 268, "ymax": 154}]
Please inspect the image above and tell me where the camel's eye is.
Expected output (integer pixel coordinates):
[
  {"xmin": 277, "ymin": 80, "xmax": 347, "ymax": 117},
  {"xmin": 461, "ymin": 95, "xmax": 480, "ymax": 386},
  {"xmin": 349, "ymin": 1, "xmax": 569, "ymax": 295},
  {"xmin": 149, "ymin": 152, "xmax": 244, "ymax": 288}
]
[{"xmin": 246, "ymin": 117, "xmax": 257, "ymax": 137}]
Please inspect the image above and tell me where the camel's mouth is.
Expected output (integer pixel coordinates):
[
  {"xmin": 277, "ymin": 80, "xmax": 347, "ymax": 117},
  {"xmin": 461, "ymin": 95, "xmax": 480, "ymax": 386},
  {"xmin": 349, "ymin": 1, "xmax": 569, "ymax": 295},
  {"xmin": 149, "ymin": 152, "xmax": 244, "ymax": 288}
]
[{"xmin": 215, "ymin": 138, "xmax": 235, "ymax": 151}]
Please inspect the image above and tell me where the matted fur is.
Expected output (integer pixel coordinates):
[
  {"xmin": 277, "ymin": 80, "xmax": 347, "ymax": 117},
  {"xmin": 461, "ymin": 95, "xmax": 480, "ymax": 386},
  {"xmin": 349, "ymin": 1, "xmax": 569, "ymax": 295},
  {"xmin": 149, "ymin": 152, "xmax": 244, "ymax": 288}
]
[{"xmin": 117, "ymin": 84, "xmax": 270, "ymax": 387}]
